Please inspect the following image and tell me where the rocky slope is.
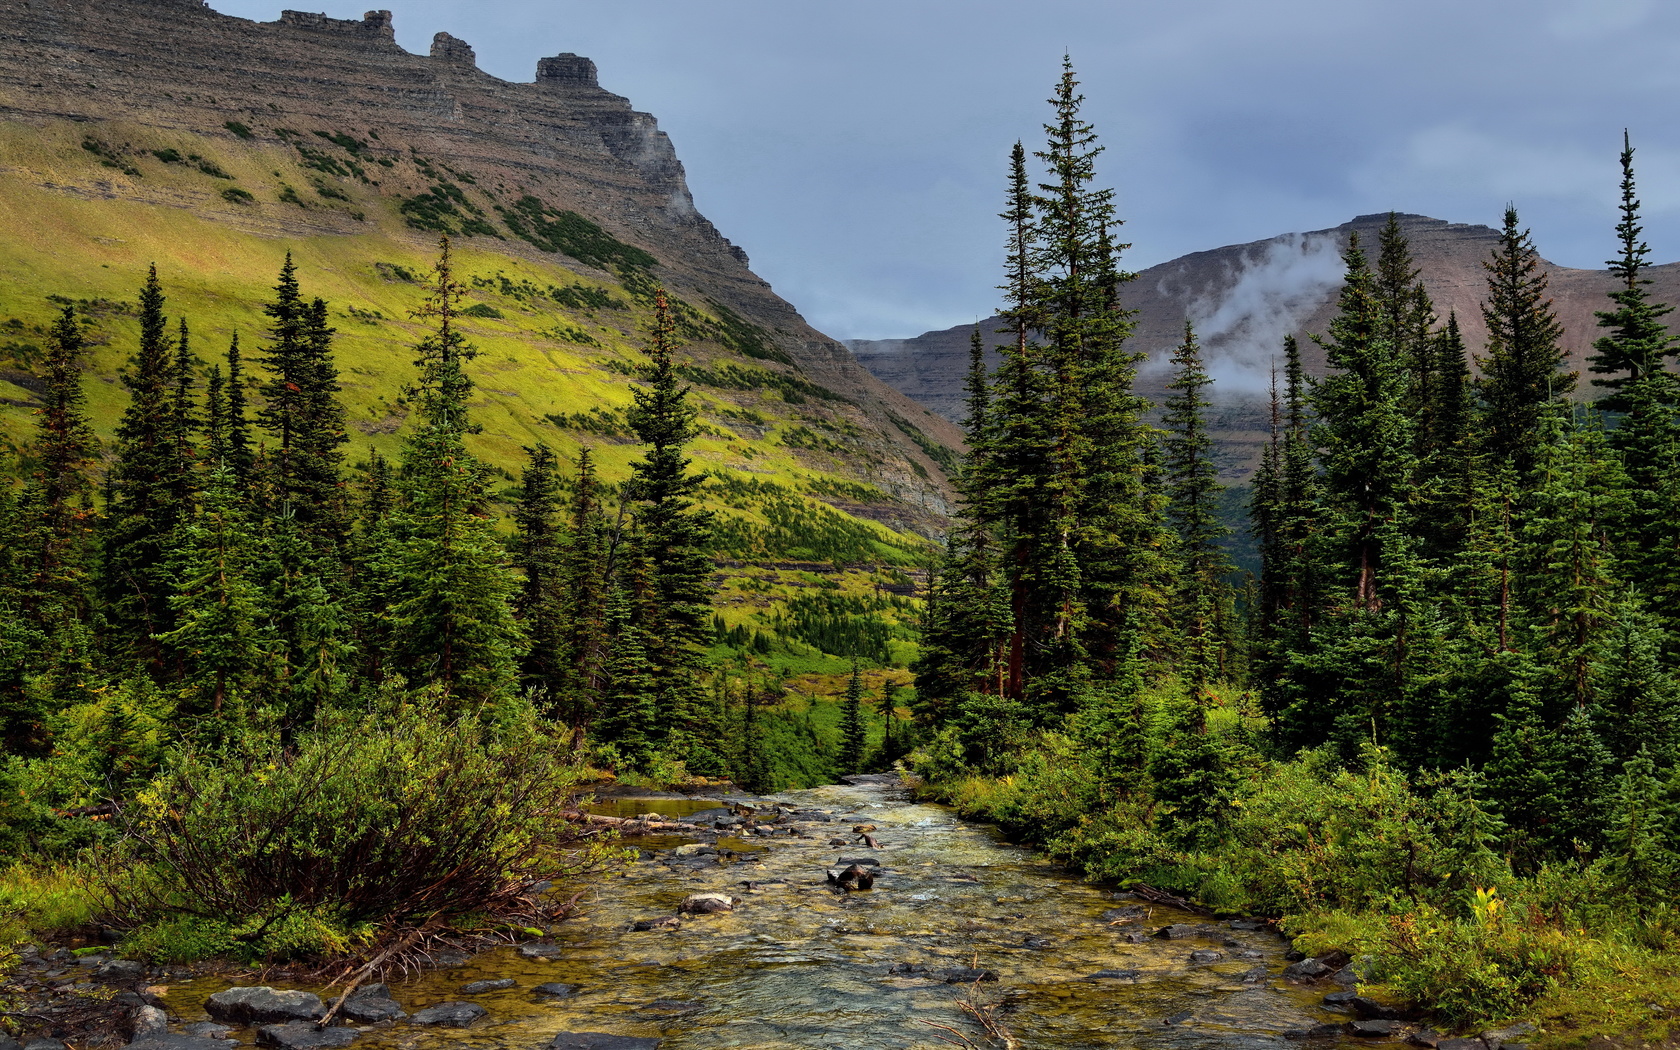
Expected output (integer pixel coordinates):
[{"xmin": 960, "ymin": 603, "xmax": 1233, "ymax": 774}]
[
  {"xmin": 0, "ymin": 0, "xmax": 961, "ymax": 539},
  {"xmin": 850, "ymin": 212, "xmax": 1680, "ymax": 479}
]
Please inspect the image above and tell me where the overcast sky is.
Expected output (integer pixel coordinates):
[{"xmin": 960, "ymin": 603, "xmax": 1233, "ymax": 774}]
[{"xmin": 211, "ymin": 0, "xmax": 1680, "ymax": 341}]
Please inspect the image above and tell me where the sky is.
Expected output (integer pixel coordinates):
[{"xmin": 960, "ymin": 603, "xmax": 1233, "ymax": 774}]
[{"xmin": 209, "ymin": 0, "xmax": 1680, "ymax": 342}]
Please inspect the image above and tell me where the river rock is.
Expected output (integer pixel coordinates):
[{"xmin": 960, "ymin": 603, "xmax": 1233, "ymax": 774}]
[
  {"xmin": 1021, "ymin": 935, "xmax": 1053, "ymax": 950},
  {"xmin": 132, "ymin": 1004, "xmax": 169, "ymax": 1039},
  {"xmin": 1188, "ymin": 950, "xmax": 1224, "ymax": 963},
  {"xmin": 826, "ymin": 865, "xmax": 875, "ymax": 891},
  {"xmin": 183, "ymin": 1024, "xmax": 233, "ymax": 1040},
  {"xmin": 1438, "ymin": 1039, "xmax": 1485, "ymax": 1050},
  {"xmin": 1229, "ymin": 918, "xmax": 1269, "ymax": 931},
  {"xmin": 1285, "ymin": 1024, "xmax": 1347, "ymax": 1040},
  {"xmin": 99, "ymin": 959, "xmax": 146, "ymax": 981},
  {"xmin": 546, "ymin": 1034, "xmax": 661, "ymax": 1049},
  {"xmin": 1482, "ymin": 1024, "xmax": 1536, "ymax": 1049},
  {"xmin": 205, "ymin": 987, "xmax": 325, "ymax": 1025},
  {"xmin": 1118, "ymin": 931, "xmax": 1150, "ymax": 944},
  {"xmin": 1349, "ymin": 996, "xmax": 1403, "ymax": 1020},
  {"xmin": 460, "ymin": 979, "xmax": 515, "ymax": 995},
  {"xmin": 835, "ymin": 856, "xmax": 881, "ymax": 867},
  {"xmin": 828, "ymin": 837, "xmax": 850, "ymax": 846},
  {"xmin": 1163, "ymin": 1011, "xmax": 1194, "ymax": 1026},
  {"xmin": 887, "ymin": 962, "xmax": 930, "ymax": 974},
  {"xmin": 1351, "ymin": 1020, "xmax": 1400, "ymax": 1038},
  {"xmin": 1407, "ymin": 1029, "xmax": 1442, "ymax": 1048},
  {"xmin": 336, "ymin": 997, "xmax": 404, "ymax": 1023},
  {"xmin": 347, "ymin": 985, "xmax": 389, "ymax": 1001},
  {"xmin": 409, "ymin": 1002, "xmax": 485, "ymax": 1027},
  {"xmin": 1085, "ymin": 969, "xmax": 1141, "ymax": 980},
  {"xmin": 128, "ymin": 1037, "xmax": 228, "ymax": 1050},
  {"xmin": 630, "ymin": 917, "xmax": 680, "ymax": 932},
  {"xmin": 255, "ymin": 1024, "xmax": 357, "ymax": 1050},
  {"xmin": 534, "ymin": 983, "xmax": 579, "ymax": 998},
  {"xmin": 519, "ymin": 944, "xmax": 565, "ymax": 960},
  {"xmin": 678, "ymin": 894, "xmax": 735, "ymax": 914},
  {"xmin": 1101, "ymin": 906, "xmax": 1146, "ymax": 922},
  {"xmin": 1282, "ymin": 957, "xmax": 1334, "ymax": 980},
  {"xmin": 1155, "ymin": 923, "xmax": 1198, "ymax": 939}
]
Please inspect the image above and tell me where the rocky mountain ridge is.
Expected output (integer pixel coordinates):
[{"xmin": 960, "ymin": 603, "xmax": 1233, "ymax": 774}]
[
  {"xmin": 850, "ymin": 212, "xmax": 1680, "ymax": 478},
  {"xmin": 0, "ymin": 0, "xmax": 960, "ymax": 527}
]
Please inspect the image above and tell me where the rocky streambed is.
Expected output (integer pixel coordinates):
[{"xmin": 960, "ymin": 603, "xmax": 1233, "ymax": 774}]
[{"xmin": 23, "ymin": 773, "xmax": 1532, "ymax": 1050}]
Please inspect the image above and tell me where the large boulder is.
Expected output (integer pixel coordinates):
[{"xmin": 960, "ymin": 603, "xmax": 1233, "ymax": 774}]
[
  {"xmin": 335, "ymin": 997, "xmax": 404, "ymax": 1024},
  {"xmin": 677, "ymin": 894, "xmax": 735, "ymax": 915},
  {"xmin": 205, "ymin": 988, "xmax": 325, "ymax": 1026}
]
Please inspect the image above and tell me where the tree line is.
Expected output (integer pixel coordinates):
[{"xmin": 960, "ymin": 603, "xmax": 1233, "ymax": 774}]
[{"xmin": 0, "ymin": 239, "xmax": 732, "ymax": 788}]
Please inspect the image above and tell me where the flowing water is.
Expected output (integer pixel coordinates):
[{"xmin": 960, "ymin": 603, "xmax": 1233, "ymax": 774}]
[{"xmin": 162, "ymin": 776, "xmax": 1352, "ymax": 1050}]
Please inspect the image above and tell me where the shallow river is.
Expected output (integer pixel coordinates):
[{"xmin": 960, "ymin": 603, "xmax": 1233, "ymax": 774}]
[{"xmin": 164, "ymin": 775, "xmax": 1350, "ymax": 1050}]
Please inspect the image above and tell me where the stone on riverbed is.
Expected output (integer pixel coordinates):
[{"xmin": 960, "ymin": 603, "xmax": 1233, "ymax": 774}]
[
  {"xmin": 835, "ymin": 856, "xmax": 881, "ymax": 867},
  {"xmin": 679, "ymin": 894, "xmax": 736, "ymax": 914},
  {"xmin": 1155, "ymin": 923, "xmax": 1198, "ymax": 939},
  {"xmin": 1285, "ymin": 1024, "xmax": 1347, "ymax": 1040},
  {"xmin": 1282, "ymin": 957, "xmax": 1334, "ymax": 980},
  {"xmin": 128, "ymin": 1037, "xmax": 228, "ymax": 1050},
  {"xmin": 255, "ymin": 1024, "xmax": 358, "ymax": 1050},
  {"xmin": 519, "ymin": 943, "xmax": 564, "ymax": 960},
  {"xmin": 1188, "ymin": 950, "xmax": 1224, "ymax": 963},
  {"xmin": 1351, "ymin": 1020, "xmax": 1400, "ymax": 1038},
  {"xmin": 546, "ymin": 1034, "xmax": 661, "ymax": 1050},
  {"xmin": 182, "ymin": 1023, "xmax": 233, "ymax": 1040},
  {"xmin": 534, "ymin": 983, "xmax": 579, "ymax": 999},
  {"xmin": 205, "ymin": 987, "xmax": 325, "ymax": 1025},
  {"xmin": 408, "ymin": 1001, "xmax": 485, "ymax": 1027},
  {"xmin": 1085, "ymin": 969, "xmax": 1141, "ymax": 980},
  {"xmin": 335, "ymin": 997, "xmax": 404, "ymax": 1024},
  {"xmin": 460, "ymin": 979, "xmax": 515, "ymax": 995}
]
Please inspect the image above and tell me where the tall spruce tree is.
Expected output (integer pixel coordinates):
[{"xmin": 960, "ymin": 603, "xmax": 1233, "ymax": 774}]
[
  {"xmin": 258, "ymin": 255, "xmax": 347, "ymax": 542},
  {"xmin": 1588, "ymin": 134, "xmax": 1677, "ymax": 410},
  {"xmin": 224, "ymin": 333, "xmax": 254, "ymax": 483},
  {"xmin": 102, "ymin": 266, "xmax": 189, "ymax": 669},
  {"xmin": 623, "ymin": 291, "xmax": 715, "ymax": 764},
  {"xmin": 1162, "ymin": 322, "xmax": 1230, "ymax": 685},
  {"xmin": 515, "ymin": 442, "xmax": 568, "ymax": 714},
  {"xmin": 839, "ymin": 660, "xmax": 868, "ymax": 774},
  {"xmin": 559, "ymin": 448, "xmax": 609, "ymax": 734},
  {"xmin": 26, "ymin": 305, "xmax": 100, "ymax": 617},
  {"xmin": 1477, "ymin": 206, "xmax": 1572, "ymax": 475},
  {"xmin": 386, "ymin": 238, "xmax": 525, "ymax": 708}
]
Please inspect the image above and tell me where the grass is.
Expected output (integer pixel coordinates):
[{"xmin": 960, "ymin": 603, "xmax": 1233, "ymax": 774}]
[
  {"xmin": 0, "ymin": 119, "xmax": 939, "ymax": 571},
  {"xmin": 0, "ymin": 861, "xmax": 105, "ymax": 945}
]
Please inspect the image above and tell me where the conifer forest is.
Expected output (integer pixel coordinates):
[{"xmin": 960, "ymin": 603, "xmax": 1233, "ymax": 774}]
[{"xmin": 5, "ymin": 51, "xmax": 1680, "ymax": 1046}]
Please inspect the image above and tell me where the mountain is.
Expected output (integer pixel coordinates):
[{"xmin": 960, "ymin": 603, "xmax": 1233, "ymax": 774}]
[
  {"xmin": 0, "ymin": 0, "xmax": 963, "ymax": 556},
  {"xmin": 849, "ymin": 212, "xmax": 1680, "ymax": 478}
]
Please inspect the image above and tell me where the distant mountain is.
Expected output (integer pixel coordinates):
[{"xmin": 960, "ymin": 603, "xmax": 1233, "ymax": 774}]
[{"xmin": 849, "ymin": 212, "xmax": 1680, "ymax": 479}]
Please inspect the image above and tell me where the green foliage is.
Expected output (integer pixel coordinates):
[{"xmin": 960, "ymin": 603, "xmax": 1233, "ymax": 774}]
[
  {"xmin": 105, "ymin": 696, "xmax": 596, "ymax": 961},
  {"xmin": 496, "ymin": 196, "xmax": 658, "ymax": 272},
  {"xmin": 223, "ymin": 121, "xmax": 254, "ymax": 140},
  {"xmin": 220, "ymin": 186, "xmax": 254, "ymax": 204}
]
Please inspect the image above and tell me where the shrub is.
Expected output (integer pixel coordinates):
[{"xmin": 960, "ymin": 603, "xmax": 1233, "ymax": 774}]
[
  {"xmin": 104, "ymin": 697, "xmax": 605, "ymax": 961},
  {"xmin": 220, "ymin": 187, "xmax": 254, "ymax": 204},
  {"xmin": 224, "ymin": 121, "xmax": 254, "ymax": 140}
]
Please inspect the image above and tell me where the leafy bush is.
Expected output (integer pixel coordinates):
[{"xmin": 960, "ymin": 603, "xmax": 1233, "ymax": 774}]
[
  {"xmin": 220, "ymin": 187, "xmax": 254, "ymax": 204},
  {"xmin": 1373, "ymin": 899, "xmax": 1577, "ymax": 1026},
  {"xmin": 104, "ymin": 697, "xmax": 604, "ymax": 961},
  {"xmin": 223, "ymin": 121, "xmax": 254, "ymax": 140}
]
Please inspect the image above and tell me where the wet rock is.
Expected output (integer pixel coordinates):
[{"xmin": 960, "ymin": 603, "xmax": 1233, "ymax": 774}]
[
  {"xmin": 686, "ymin": 807, "xmax": 733, "ymax": 823},
  {"xmin": 205, "ymin": 987, "xmax": 325, "ymax": 1025},
  {"xmin": 1188, "ymin": 949, "xmax": 1224, "ymax": 963},
  {"xmin": 1021, "ymin": 935, "xmax": 1053, "ymax": 950},
  {"xmin": 99, "ymin": 959, "xmax": 146, "ymax": 981},
  {"xmin": 1407, "ymin": 1029, "xmax": 1442, "ymax": 1048},
  {"xmin": 1284, "ymin": 948, "xmax": 1307, "ymax": 961},
  {"xmin": 1237, "ymin": 949, "xmax": 1264, "ymax": 959},
  {"xmin": 940, "ymin": 967, "xmax": 998, "ymax": 983},
  {"xmin": 1282, "ymin": 957, "xmax": 1333, "ymax": 980},
  {"xmin": 1437, "ymin": 1039, "xmax": 1486, "ymax": 1050},
  {"xmin": 678, "ymin": 893, "xmax": 736, "ymax": 914},
  {"xmin": 431, "ymin": 953, "xmax": 471, "ymax": 967},
  {"xmin": 1229, "ymin": 918, "xmax": 1269, "ymax": 931},
  {"xmin": 835, "ymin": 856, "xmax": 881, "ymax": 867},
  {"xmin": 1101, "ymin": 906, "xmax": 1146, "ymax": 922},
  {"xmin": 1155, "ymin": 923, "xmax": 1198, "ymax": 939},
  {"xmin": 1241, "ymin": 966, "xmax": 1268, "ymax": 983},
  {"xmin": 1481, "ymin": 1024, "xmax": 1536, "ymax": 1050},
  {"xmin": 545, "ymin": 1033, "xmax": 661, "ymax": 1049},
  {"xmin": 347, "ymin": 985, "xmax": 389, "ymax": 1002},
  {"xmin": 887, "ymin": 962, "xmax": 929, "ymax": 974},
  {"xmin": 335, "ymin": 997, "xmax": 404, "ymax": 1024},
  {"xmin": 1118, "ymin": 931, "xmax": 1151, "ymax": 944},
  {"xmin": 1285, "ymin": 1024, "xmax": 1347, "ymax": 1040},
  {"xmin": 751, "ymin": 826, "xmax": 774, "ymax": 836},
  {"xmin": 1351, "ymin": 1020, "xmax": 1400, "ymax": 1038},
  {"xmin": 409, "ymin": 1001, "xmax": 485, "ymax": 1027},
  {"xmin": 1163, "ymin": 1011, "xmax": 1194, "ymax": 1026},
  {"xmin": 1350, "ymin": 996, "xmax": 1403, "ymax": 1021},
  {"xmin": 1318, "ymin": 950, "xmax": 1352, "ymax": 969},
  {"xmin": 826, "ymin": 864, "xmax": 875, "ymax": 891},
  {"xmin": 519, "ymin": 943, "xmax": 565, "ymax": 960},
  {"xmin": 128, "ymin": 1038, "xmax": 227, "ymax": 1050},
  {"xmin": 460, "ymin": 979, "xmax": 516, "ymax": 995},
  {"xmin": 183, "ymin": 1024, "xmax": 233, "ymax": 1040},
  {"xmin": 630, "ymin": 917, "xmax": 680, "ymax": 932},
  {"xmin": 788, "ymin": 810, "xmax": 831, "ymax": 822},
  {"xmin": 133, "ymin": 1004, "xmax": 169, "ymax": 1039},
  {"xmin": 255, "ymin": 1024, "xmax": 358, "ymax": 1050},
  {"xmin": 1085, "ymin": 969, "xmax": 1141, "ymax": 980},
  {"xmin": 828, "ymin": 837, "xmax": 850, "ymax": 847},
  {"xmin": 1332, "ymin": 965, "xmax": 1360, "ymax": 987},
  {"xmin": 671, "ymin": 843, "xmax": 714, "ymax": 857},
  {"xmin": 534, "ymin": 983, "xmax": 579, "ymax": 998}
]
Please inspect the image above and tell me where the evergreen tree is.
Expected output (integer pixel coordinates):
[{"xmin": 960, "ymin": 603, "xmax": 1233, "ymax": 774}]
[
  {"xmin": 624, "ymin": 291, "xmax": 715, "ymax": 762},
  {"xmin": 224, "ymin": 333, "xmax": 254, "ymax": 483},
  {"xmin": 1161, "ymin": 322, "xmax": 1230, "ymax": 685},
  {"xmin": 386, "ymin": 239, "xmax": 526, "ymax": 708},
  {"xmin": 559, "ymin": 448, "xmax": 609, "ymax": 733},
  {"xmin": 1587, "ymin": 133, "xmax": 1677, "ymax": 410},
  {"xmin": 839, "ymin": 660, "xmax": 867, "ymax": 774},
  {"xmin": 595, "ymin": 568, "xmax": 659, "ymax": 768},
  {"xmin": 102, "ymin": 266, "xmax": 188, "ymax": 669},
  {"xmin": 168, "ymin": 316, "xmax": 199, "ymax": 510},
  {"xmin": 25, "ymin": 305, "xmax": 100, "ymax": 617},
  {"xmin": 257, "ymin": 255, "xmax": 347, "ymax": 541},
  {"xmin": 515, "ymin": 442, "xmax": 568, "ymax": 714},
  {"xmin": 1477, "ymin": 206, "xmax": 1572, "ymax": 475}
]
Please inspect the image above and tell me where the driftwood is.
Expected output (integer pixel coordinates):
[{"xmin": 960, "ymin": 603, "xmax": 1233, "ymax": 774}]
[
  {"xmin": 557, "ymin": 810, "xmax": 702, "ymax": 834},
  {"xmin": 1129, "ymin": 883, "xmax": 1212, "ymax": 916}
]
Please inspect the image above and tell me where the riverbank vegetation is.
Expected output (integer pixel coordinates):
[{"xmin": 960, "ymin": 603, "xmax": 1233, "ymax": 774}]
[{"xmin": 911, "ymin": 66, "xmax": 1680, "ymax": 1039}]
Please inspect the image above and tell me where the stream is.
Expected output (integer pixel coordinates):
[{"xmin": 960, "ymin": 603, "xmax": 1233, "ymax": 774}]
[{"xmin": 161, "ymin": 774, "xmax": 1354, "ymax": 1050}]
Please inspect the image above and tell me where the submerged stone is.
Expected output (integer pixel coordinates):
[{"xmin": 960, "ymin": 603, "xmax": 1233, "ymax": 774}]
[
  {"xmin": 409, "ymin": 1002, "xmax": 485, "ymax": 1027},
  {"xmin": 546, "ymin": 1034, "xmax": 661, "ymax": 1050},
  {"xmin": 460, "ymin": 979, "xmax": 515, "ymax": 995},
  {"xmin": 205, "ymin": 988, "xmax": 324, "ymax": 1025},
  {"xmin": 254, "ymin": 1024, "xmax": 358, "ymax": 1050}
]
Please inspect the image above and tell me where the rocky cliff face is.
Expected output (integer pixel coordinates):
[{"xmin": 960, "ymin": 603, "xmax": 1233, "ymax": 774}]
[
  {"xmin": 850, "ymin": 212, "xmax": 1680, "ymax": 479},
  {"xmin": 0, "ymin": 0, "xmax": 961, "ymax": 515}
]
